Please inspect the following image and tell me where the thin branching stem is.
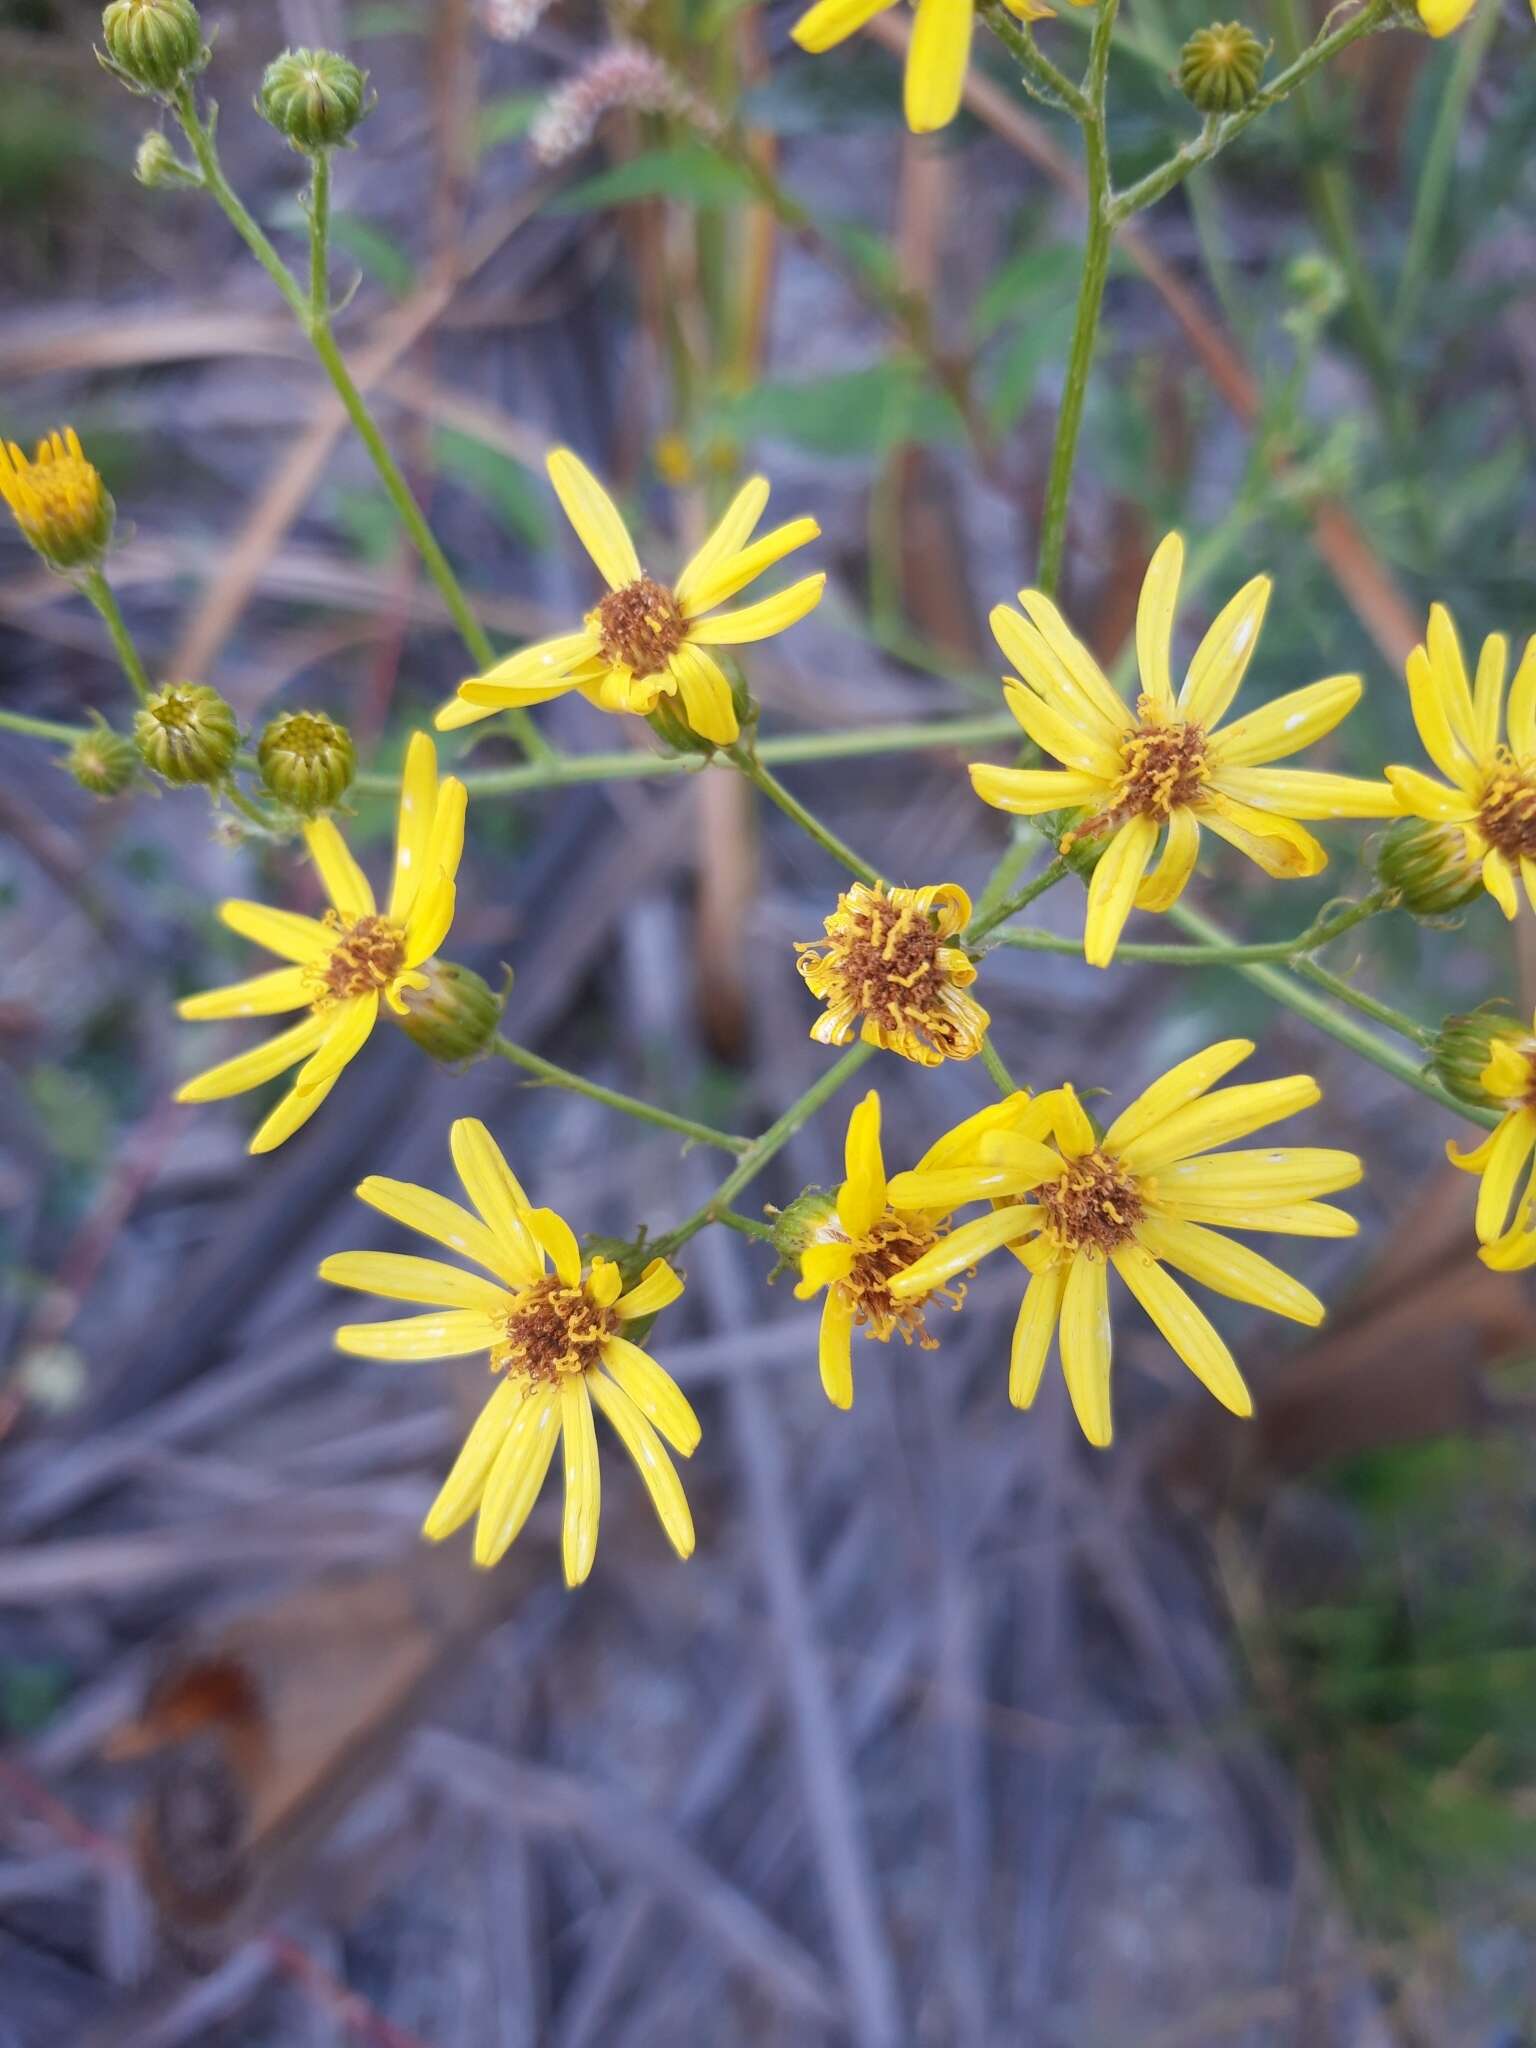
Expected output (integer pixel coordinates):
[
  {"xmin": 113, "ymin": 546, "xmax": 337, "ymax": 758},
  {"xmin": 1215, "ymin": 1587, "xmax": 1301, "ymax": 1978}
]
[
  {"xmin": 489, "ymin": 1036, "xmax": 750, "ymax": 1154},
  {"xmin": 79, "ymin": 569, "xmax": 153, "ymax": 703}
]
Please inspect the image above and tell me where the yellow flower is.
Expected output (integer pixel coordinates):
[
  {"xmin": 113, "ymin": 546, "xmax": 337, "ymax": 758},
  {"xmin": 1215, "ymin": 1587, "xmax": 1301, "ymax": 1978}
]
[
  {"xmin": 1448, "ymin": 1021, "xmax": 1536, "ymax": 1270},
  {"xmin": 0, "ymin": 426, "xmax": 114, "ymax": 571},
  {"xmin": 437, "ymin": 449, "xmax": 824, "ymax": 749},
  {"xmin": 1384, "ymin": 607, "xmax": 1536, "ymax": 922},
  {"xmin": 796, "ymin": 881, "xmax": 989, "ymax": 1066},
  {"xmin": 793, "ymin": 1089, "xmax": 1029, "ymax": 1407},
  {"xmin": 1417, "ymin": 0, "xmax": 1533, "ymax": 33},
  {"xmin": 320, "ymin": 1118, "xmax": 697, "ymax": 1581},
  {"xmin": 790, "ymin": 0, "xmax": 1088, "ymax": 135},
  {"xmin": 970, "ymin": 533, "xmax": 1399, "ymax": 967},
  {"xmin": 175, "ymin": 732, "xmax": 466, "ymax": 1153},
  {"xmin": 886, "ymin": 1040, "xmax": 1362, "ymax": 1445}
]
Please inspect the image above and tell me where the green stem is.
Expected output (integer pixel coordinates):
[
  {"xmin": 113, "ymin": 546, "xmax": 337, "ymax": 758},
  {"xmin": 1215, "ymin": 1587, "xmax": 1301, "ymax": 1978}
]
[
  {"xmin": 1391, "ymin": 0, "xmax": 1498, "ymax": 348},
  {"xmin": 981, "ymin": 1037, "xmax": 1021, "ymax": 1095},
  {"xmin": 1107, "ymin": 0, "xmax": 1396, "ymax": 225},
  {"xmin": 172, "ymin": 87, "xmax": 552, "ymax": 765},
  {"xmin": 978, "ymin": 0, "xmax": 1093, "ymax": 117},
  {"xmin": 654, "ymin": 1042, "xmax": 878, "ymax": 1258},
  {"xmin": 489, "ymin": 1035, "xmax": 749, "ymax": 1155},
  {"xmin": 80, "ymin": 569, "xmax": 153, "ymax": 703},
  {"xmin": 1165, "ymin": 901, "xmax": 1492, "ymax": 1126},
  {"xmin": 0, "ymin": 707, "xmax": 93, "ymax": 746},
  {"xmin": 713, "ymin": 1206, "xmax": 779, "ymax": 1245},
  {"xmin": 1036, "ymin": 0, "xmax": 1119, "ymax": 596},
  {"xmin": 990, "ymin": 887, "xmax": 1388, "ymax": 964},
  {"xmin": 965, "ymin": 855, "xmax": 1072, "ymax": 945},
  {"xmin": 309, "ymin": 148, "xmax": 331, "ymax": 320},
  {"xmin": 729, "ymin": 747, "xmax": 882, "ymax": 886}
]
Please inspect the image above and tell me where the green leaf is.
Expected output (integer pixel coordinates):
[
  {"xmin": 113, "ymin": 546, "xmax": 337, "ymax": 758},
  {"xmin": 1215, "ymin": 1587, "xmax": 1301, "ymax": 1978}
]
[
  {"xmin": 478, "ymin": 94, "xmax": 543, "ymax": 151},
  {"xmin": 432, "ymin": 429, "xmax": 549, "ymax": 545},
  {"xmin": 351, "ymin": 3, "xmax": 426, "ymax": 32},
  {"xmin": 713, "ymin": 361, "xmax": 963, "ymax": 457},
  {"xmin": 972, "ymin": 242, "xmax": 1079, "ymax": 341},
  {"xmin": 329, "ymin": 214, "xmax": 416, "ymax": 295},
  {"xmin": 552, "ymin": 143, "xmax": 754, "ymax": 212}
]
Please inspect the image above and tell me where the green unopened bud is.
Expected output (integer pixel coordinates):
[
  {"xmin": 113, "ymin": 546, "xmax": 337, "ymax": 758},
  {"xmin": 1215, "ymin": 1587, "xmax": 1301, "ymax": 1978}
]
[
  {"xmin": 66, "ymin": 718, "xmax": 137, "ymax": 798},
  {"xmin": 99, "ymin": 0, "xmax": 207, "ymax": 98},
  {"xmin": 645, "ymin": 668, "xmax": 756, "ymax": 759},
  {"xmin": 1054, "ymin": 810, "xmax": 1112, "ymax": 882},
  {"xmin": 257, "ymin": 709, "xmax": 355, "ymax": 814},
  {"xmin": 769, "ymin": 1187, "xmax": 839, "ymax": 1263},
  {"xmin": 1376, "ymin": 816, "xmax": 1483, "ymax": 918},
  {"xmin": 395, "ymin": 960, "xmax": 505, "ymax": 1065},
  {"xmin": 1177, "ymin": 22, "xmax": 1266, "ymax": 113},
  {"xmin": 134, "ymin": 682, "xmax": 239, "ymax": 786},
  {"xmin": 134, "ymin": 130, "xmax": 197, "ymax": 189},
  {"xmin": 258, "ymin": 48, "xmax": 374, "ymax": 151},
  {"xmin": 1430, "ymin": 1006, "xmax": 1523, "ymax": 1109}
]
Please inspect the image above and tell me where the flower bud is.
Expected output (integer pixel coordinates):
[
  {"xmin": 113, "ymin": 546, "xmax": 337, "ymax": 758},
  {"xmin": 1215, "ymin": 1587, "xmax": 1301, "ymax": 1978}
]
[
  {"xmin": 134, "ymin": 130, "xmax": 197, "ymax": 189},
  {"xmin": 769, "ymin": 1187, "xmax": 839, "ymax": 1262},
  {"xmin": 134, "ymin": 682, "xmax": 240, "ymax": 786},
  {"xmin": 0, "ymin": 428, "xmax": 114, "ymax": 573},
  {"xmin": 645, "ymin": 665, "xmax": 755, "ymax": 758},
  {"xmin": 66, "ymin": 718, "xmax": 137, "ymax": 798},
  {"xmin": 1177, "ymin": 22, "xmax": 1266, "ymax": 114},
  {"xmin": 1375, "ymin": 816, "xmax": 1482, "ymax": 918},
  {"xmin": 258, "ymin": 48, "xmax": 374, "ymax": 151},
  {"xmin": 1430, "ymin": 1007, "xmax": 1523, "ymax": 1110},
  {"xmin": 395, "ymin": 960, "xmax": 505, "ymax": 1065},
  {"xmin": 256, "ymin": 709, "xmax": 355, "ymax": 814},
  {"xmin": 1053, "ymin": 810, "xmax": 1111, "ymax": 881},
  {"xmin": 99, "ymin": 0, "xmax": 207, "ymax": 98}
]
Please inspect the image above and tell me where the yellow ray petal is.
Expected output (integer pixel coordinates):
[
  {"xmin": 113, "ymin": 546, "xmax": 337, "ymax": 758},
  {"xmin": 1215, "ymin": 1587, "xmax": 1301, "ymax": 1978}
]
[
  {"xmin": 560, "ymin": 1376, "xmax": 602, "ymax": 1587},
  {"xmin": 991, "ymin": 604, "xmax": 1128, "ymax": 742},
  {"xmin": 1197, "ymin": 791, "xmax": 1326, "ymax": 879},
  {"xmin": 1206, "ymin": 674, "xmax": 1361, "ymax": 770},
  {"xmin": 355, "ymin": 1175, "xmax": 531, "ymax": 1288},
  {"xmin": 177, "ymin": 966, "xmax": 311, "ymax": 1021},
  {"xmin": 527, "ymin": 1205, "xmax": 582, "ymax": 1287},
  {"xmin": 434, "ymin": 692, "xmax": 501, "ymax": 732},
  {"xmin": 885, "ymin": 1150, "xmax": 1058, "ymax": 1211},
  {"xmin": 402, "ymin": 871, "xmax": 456, "ymax": 972},
  {"xmin": 175, "ymin": 1009, "xmax": 331, "ymax": 1102},
  {"xmin": 1178, "ymin": 573, "xmax": 1270, "ymax": 727},
  {"xmin": 421, "ymin": 771, "xmax": 468, "ymax": 900},
  {"xmin": 388, "ymin": 731, "xmax": 438, "ymax": 922},
  {"xmin": 968, "ymin": 762, "xmax": 1107, "ymax": 816},
  {"xmin": 889, "ymin": 1204, "xmax": 1041, "ymax": 1296},
  {"xmin": 423, "ymin": 1378, "xmax": 526, "ymax": 1541},
  {"xmin": 601, "ymin": 1335, "xmax": 701, "ymax": 1453},
  {"xmin": 615, "ymin": 1258, "xmax": 686, "ymax": 1321},
  {"xmin": 1484, "ymin": 849, "xmax": 1519, "ymax": 920},
  {"xmin": 910, "ymin": 1091, "xmax": 1059, "ymax": 1177},
  {"xmin": 817, "ymin": 1290, "xmax": 856, "ymax": 1408},
  {"xmin": 318, "ymin": 1249, "xmax": 513, "ymax": 1314},
  {"xmin": 1083, "ymin": 815, "xmax": 1159, "ymax": 968},
  {"xmin": 1472, "ymin": 632, "xmax": 1508, "ymax": 757},
  {"xmin": 335, "ymin": 1310, "xmax": 503, "ymax": 1360},
  {"xmin": 1110, "ymin": 1247, "xmax": 1252, "ymax": 1416},
  {"xmin": 1010, "ymin": 1262, "xmax": 1066, "ymax": 1410},
  {"xmin": 1157, "ymin": 1198, "xmax": 1357, "ymax": 1238},
  {"xmin": 668, "ymin": 642, "xmax": 739, "ymax": 746},
  {"xmin": 1382, "ymin": 764, "xmax": 1473, "ymax": 824},
  {"xmin": 447, "ymin": 635, "xmax": 600, "ymax": 722},
  {"xmin": 837, "ymin": 1091, "xmax": 887, "ymax": 1238},
  {"xmin": 1404, "ymin": 644, "xmax": 1480, "ymax": 790},
  {"xmin": 474, "ymin": 1385, "xmax": 561, "ymax": 1567},
  {"xmin": 1133, "ymin": 809, "xmax": 1199, "ymax": 913},
  {"xmin": 1136, "ymin": 1216, "xmax": 1323, "ymax": 1325},
  {"xmin": 547, "ymin": 447, "xmax": 641, "ymax": 590},
  {"xmin": 302, "ymin": 817, "xmax": 375, "ymax": 921},
  {"xmin": 1416, "ymin": 0, "xmax": 1479, "ymax": 32},
  {"xmin": 449, "ymin": 1118, "xmax": 544, "ymax": 1283},
  {"xmin": 295, "ymin": 993, "xmax": 377, "ymax": 1092},
  {"xmin": 1059, "ymin": 1254, "xmax": 1113, "ymax": 1446},
  {"xmin": 795, "ymin": 1241, "xmax": 857, "ymax": 1298},
  {"xmin": 791, "ymin": 0, "xmax": 893, "ymax": 52},
  {"xmin": 679, "ymin": 518, "xmax": 820, "ymax": 619},
  {"xmin": 1014, "ymin": 590, "xmax": 1135, "ymax": 737},
  {"xmin": 1210, "ymin": 766, "xmax": 1400, "ymax": 819},
  {"xmin": 1049, "ymin": 1083, "xmax": 1098, "ymax": 1159},
  {"xmin": 588, "ymin": 1372, "xmax": 695, "ymax": 1559},
  {"xmin": 1506, "ymin": 635, "xmax": 1536, "ymax": 758},
  {"xmin": 1151, "ymin": 1146, "xmax": 1361, "ymax": 1204},
  {"xmin": 1118, "ymin": 1075, "xmax": 1321, "ymax": 1173},
  {"xmin": 673, "ymin": 477, "xmax": 771, "ymax": 604},
  {"xmin": 905, "ymin": 0, "xmax": 973, "ymax": 133},
  {"xmin": 1101, "ymin": 1038, "xmax": 1255, "ymax": 1155},
  {"xmin": 1426, "ymin": 602, "xmax": 1479, "ymax": 750},
  {"xmin": 249, "ymin": 1066, "xmax": 341, "ymax": 1153},
  {"xmin": 1003, "ymin": 681, "xmax": 1122, "ymax": 779},
  {"xmin": 1472, "ymin": 1107, "xmax": 1536, "ymax": 1243},
  {"xmin": 219, "ymin": 898, "xmax": 332, "ymax": 963},
  {"xmin": 1135, "ymin": 533, "xmax": 1184, "ymax": 712},
  {"xmin": 685, "ymin": 573, "xmax": 825, "ymax": 645}
]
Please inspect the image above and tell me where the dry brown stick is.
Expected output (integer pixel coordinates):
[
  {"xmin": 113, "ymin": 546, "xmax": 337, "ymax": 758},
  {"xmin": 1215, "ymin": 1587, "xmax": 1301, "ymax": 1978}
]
[{"xmin": 868, "ymin": 12, "xmax": 1423, "ymax": 668}]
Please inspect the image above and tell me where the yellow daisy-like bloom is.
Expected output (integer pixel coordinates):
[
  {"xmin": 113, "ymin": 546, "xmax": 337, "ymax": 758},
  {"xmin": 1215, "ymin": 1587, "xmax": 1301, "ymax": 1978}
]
[
  {"xmin": 175, "ymin": 732, "xmax": 466, "ymax": 1153},
  {"xmin": 885, "ymin": 1040, "xmax": 1362, "ymax": 1446},
  {"xmin": 437, "ymin": 449, "xmax": 824, "ymax": 749},
  {"xmin": 321, "ymin": 1118, "xmax": 697, "ymax": 1581},
  {"xmin": 796, "ymin": 881, "xmax": 989, "ymax": 1067},
  {"xmin": 1447, "ymin": 1021, "xmax": 1536, "ymax": 1270},
  {"xmin": 0, "ymin": 426, "xmax": 114, "ymax": 571},
  {"xmin": 790, "ymin": 0, "xmax": 1091, "ymax": 135},
  {"xmin": 970, "ymin": 533, "xmax": 1399, "ymax": 968},
  {"xmin": 1384, "ymin": 608, "xmax": 1536, "ymax": 922},
  {"xmin": 1418, "ymin": 0, "xmax": 1533, "ymax": 34},
  {"xmin": 794, "ymin": 1089, "xmax": 1032, "ymax": 1407}
]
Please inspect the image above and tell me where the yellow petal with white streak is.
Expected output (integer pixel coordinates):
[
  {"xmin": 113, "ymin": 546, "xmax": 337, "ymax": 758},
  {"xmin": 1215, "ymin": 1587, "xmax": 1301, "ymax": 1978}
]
[
  {"xmin": 674, "ymin": 477, "xmax": 770, "ymax": 603},
  {"xmin": 177, "ymin": 966, "xmax": 311, "ymax": 1021},
  {"xmin": 1110, "ymin": 1246, "xmax": 1252, "ymax": 1416},
  {"xmin": 318, "ymin": 1249, "xmax": 513, "ymax": 1314},
  {"xmin": 547, "ymin": 448, "xmax": 641, "ymax": 590},
  {"xmin": 219, "ymin": 898, "xmax": 332, "ymax": 963},
  {"xmin": 303, "ymin": 817, "xmax": 375, "ymax": 920},
  {"xmin": 1135, "ymin": 533, "xmax": 1184, "ymax": 712},
  {"xmin": 1178, "ymin": 574, "xmax": 1270, "ymax": 727},
  {"xmin": 1010, "ymin": 1262, "xmax": 1065, "ymax": 1410},
  {"xmin": 388, "ymin": 731, "xmax": 438, "ymax": 921},
  {"xmin": 1118, "ymin": 1075, "xmax": 1320, "ymax": 1173},
  {"xmin": 1136, "ymin": 1216, "xmax": 1323, "ymax": 1325},
  {"xmin": 589, "ymin": 1372, "xmax": 695, "ymax": 1559},
  {"xmin": 1059, "ymin": 1254, "xmax": 1113, "ymax": 1446},
  {"xmin": 686, "ymin": 574, "xmax": 826, "ymax": 645},
  {"xmin": 560, "ymin": 1376, "xmax": 601, "ymax": 1586},
  {"xmin": 423, "ymin": 1378, "xmax": 526, "ymax": 1541},
  {"xmin": 1083, "ymin": 815, "xmax": 1159, "ymax": 968},
  {"xmin": 335, "ymin": 1310, "xmax": 503, "ymax": 1360},
  {"xmin": 1207, "ymin": 674, "xmax": 1361, "ymax": 769},
  {"xmin": 601, "ymin": 1335, "xmax": 700, "ymax": 1453},
  {"xmin": 474, "ymin": 1385, "xmax": 561, "ymax": 1566},
  {"xmin": 1102, "ymin": 1038, "xmax": 1254, "ymax": 1154},
  {"xmin": 355, "ymin": 1175, "xmax": 530, "ymax": 1288}
]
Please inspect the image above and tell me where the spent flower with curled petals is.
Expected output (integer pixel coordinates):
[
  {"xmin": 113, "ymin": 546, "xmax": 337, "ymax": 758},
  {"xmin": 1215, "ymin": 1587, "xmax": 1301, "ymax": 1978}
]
[
  {"xmin": 796, "ymin": 882, "xmax": 988, "ymax": 1067},
  {"xmin": 885, "ymin": 1041, "xmax": 1361, "ymax": 1446},
  {"xmin": 1384, "ymin": 608, "xmax": 1536, "ymax": 923},
  {"xmin": 174, "ymin": 732, "xmax": 465, "ymax": 1152},
  {"xmin": 970, "ymin": 533, "xmax": 1399, "ymax": 968},
  {"xmin": 1445, "ymin": 1017, "xmax": 1536, "ymax": 1271},
  {"xmin": 320, "ymin": 1118, "xmax": 697, "ymax": 1581},
  {"xmin": 438, "ymin": 449, "xmax": 823, "ymax": 749}
]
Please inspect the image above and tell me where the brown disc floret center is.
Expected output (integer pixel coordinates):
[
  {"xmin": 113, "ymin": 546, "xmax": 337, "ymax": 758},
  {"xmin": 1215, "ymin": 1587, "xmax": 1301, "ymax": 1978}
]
[
  {"xmin": 837, "ymin": 1210, "xmax": 962, "ymax": 1349},
  {"xmin": 1115, "ymin": 710, "xmax": 1208, "ymax": 820},
  {"xmin": 317, "ymin": 912, "xmax": 407, "ymax": 1002},
  {"xmin": 836, "ymin": 894, "xmax": 943, "ymax": 1027},
  {"xmin": 494, "ymin": 1274, "xmax": 615, "ymax": 1386},
  {"xmin": 1478, "ymin": 757, "xmax": 1536, "ymax": 865},
  {"xmin": 1040, "ymin": 1151, "xmax": 1144, "ymax": 1257},
  {"xmin": 595, "ymin": 576, "xmax": 686, "ymax": 678}
]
